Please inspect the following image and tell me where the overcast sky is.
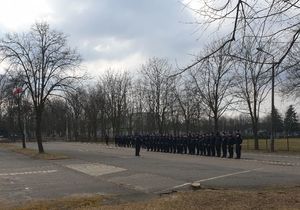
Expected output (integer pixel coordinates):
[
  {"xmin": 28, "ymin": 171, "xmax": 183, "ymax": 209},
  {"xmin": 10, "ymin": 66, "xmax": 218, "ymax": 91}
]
[
  {"xmin": 0, "ymin": 0, "xmax": 297, "ymax": 114},
  {"xmin": 0, "ymin": 0, "xmax": 202, "ymax": 76}
]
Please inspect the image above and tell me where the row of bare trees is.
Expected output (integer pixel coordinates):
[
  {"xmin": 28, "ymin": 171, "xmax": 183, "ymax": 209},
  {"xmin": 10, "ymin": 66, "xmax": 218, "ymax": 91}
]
[
  {"xmin": 1, "ymin": 48, "xmax": 298, "ymax": 147},
  {"xmin": 179, "ymin": 0, "xmax": 300, "ymax": 150},
  {"xmin": 1, "ymin": 4, "xmax": 300, "ymax": 154}
]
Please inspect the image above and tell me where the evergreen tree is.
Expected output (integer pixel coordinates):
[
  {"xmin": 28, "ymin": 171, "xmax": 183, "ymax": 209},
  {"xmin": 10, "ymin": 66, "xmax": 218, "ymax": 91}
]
[
  {"xmin": 261, "ymin": 107, "xmax": 284, "ymax": 136},
  {"xmin": 273, "ymin": 107, "xmax": 284, "ymax": 134},
  {"xmin": 284, "ymin": 105, "xmax": 299, "ymax": 136}
]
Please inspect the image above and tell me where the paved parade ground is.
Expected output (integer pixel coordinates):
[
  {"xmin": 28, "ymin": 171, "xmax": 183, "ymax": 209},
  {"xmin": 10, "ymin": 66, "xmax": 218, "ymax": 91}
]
[{"xmin": 0, "ymin": 142, "xmax": 299, "ymax": 204}]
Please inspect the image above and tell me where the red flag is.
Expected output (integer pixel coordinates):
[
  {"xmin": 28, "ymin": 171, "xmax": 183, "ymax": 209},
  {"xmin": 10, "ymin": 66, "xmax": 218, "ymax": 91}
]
[{"xmin": 13, "ymin": 87, "xmax": 22, "ymax": 95}]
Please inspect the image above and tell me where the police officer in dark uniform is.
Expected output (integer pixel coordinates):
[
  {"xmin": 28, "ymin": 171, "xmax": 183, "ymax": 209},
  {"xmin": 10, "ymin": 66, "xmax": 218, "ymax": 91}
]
[
  {"xmin": 177, "ymin": 135, "xmax": 183, "ymax": 154},
  {"xmin": 206, "ymin": 134, "xmax": 211, "ymax": 156},
  {"xmin": 145, "ymin": 134, "xmax": 149, "ymax": 151},
  {"xmin": 190, "ymin": 134, "xmax": 196, "ymax": 155},
  {"xmin": 158, "ymin": 134, "xmax": 162, "ymax": 152},
  {"xmin": 235, "ymin": 130, "xmax": 243, "ymax": 159},
  {"xmin": 203, "ymin": 134, "xmax": 207, "ymax": 156},
  {"xmin": 221, "ymin": 132, "xmax": 228, "ymax": 158},
  {"xmin": 215, "ymin": 132, "xmax": 222, "ymax": 157},
  {"xmin": 199, "ymin": 134, "xmax": 204, "ymax": 155},
  {"xmin": 114, "ymin": 135, "xmax": 119, "ymax": 147},
  {"xmin": 195, "ymin": 134, "xmax": 200, "ymax": 155},
  {"xmin": 105, "ymin": 134, "xmax": 109, "ymax": 145},
  {"xmin": 154, "ymin": 134, "xmax": 158, "ymax": 152},
  {"xmin": 172, "ymin": 135, "xmax": 177, "ymax": 154},
  {"xmin": 183, "ymin": 135, "xmax": 188, "ymax": 154},
  {"xmin": 210, "ymin": 132, "xmax": 216, "ymax": 156},
  {"xmin": 227, "ymin": 131, "xmax": 234, "ymax": 158},
  {"xmin": 187, "ymin": 134, "xmax": 192, "ymax": 155},
  {"xmin": 135, "ymin": 134, "xmax": 141, "ymax": 156}
]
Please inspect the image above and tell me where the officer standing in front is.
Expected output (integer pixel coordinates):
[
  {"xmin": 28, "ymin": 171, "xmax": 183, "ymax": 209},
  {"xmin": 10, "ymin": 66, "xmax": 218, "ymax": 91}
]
[
  {"xmin": 221, "ymin": 132, "xmax": 228, "ymax": 158},
  {"xmin": 235, "ymin": 130, "xmax": 243, "ymax": 159},
  {"xmin": 215, "ymin": 132, "xmax": 222, "ymax": 157},
  {"xmin": 227, "ymin": 131, "xmax": 234, "ymax": 158},
  {"xmin": 135, "ymin": 133, "xmax": 141, "ymax": 156}
]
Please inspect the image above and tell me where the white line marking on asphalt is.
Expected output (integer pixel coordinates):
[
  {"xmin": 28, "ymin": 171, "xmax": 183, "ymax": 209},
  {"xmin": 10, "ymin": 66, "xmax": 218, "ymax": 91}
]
[
  {"xmin": 0, "ymin": 170, "xmax": 57, "ymax": 176},
  {"xmin": 172, "ymin": 168, "xmax": 263, "ymax": 189},
  {"xmin": 243, "ymin": 159, "xmax": 299, "ymax": 166},
  {"xmin": 195, "ymin": 167, "xmax": 263, "ymax": 183},
  {"xmin": 246, "ymin": 153, "xmax": 300, "ymax": 159}
]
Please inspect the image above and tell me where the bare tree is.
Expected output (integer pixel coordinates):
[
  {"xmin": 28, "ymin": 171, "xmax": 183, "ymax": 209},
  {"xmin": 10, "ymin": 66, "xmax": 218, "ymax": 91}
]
[
  {"xmin": 129, "ymin": 78, "xmax": 147, "ymax": 134},
  {"xmin": 82, "ymin": 86, "xmax": 106, "ymax": 141},
  {"xmin": 66, "ymin": 87, "xmax": 86, "ymax": 141},
  {"xmin": 0, "ymin": 22, "xmax": 82, "ymax": 153},
  {"xmin": 190, "ymin": 45, "xmax": 234, "ymax": 132},
  {"xmin": 140, "ymin": 58, "xmax": 177, "ymax": 134},
  {"xmin": 43, "ymin": 98, "xmax": 68, "ymax": 138},
  {"xmin": 180, "ymin": 0, "xmax": 300, "ymax": 74},
  {"xmin": 0, "ymin": 74, "xmax": 30, "ymax": 148},
  {"xmin": 0, "ymin": 74, "xmax": 7, "ymax": 122},
  {"xmin": 281, "ymin": 43, "xmax": 300, "ymax": 98},
  {"xmin": 233, "ymin": 38, "xmax": 272, "ymax": 149},
  {"xmin": 100, "ymin": 70, "xmax": 131, "ymax": 136},
  {"xmin": 174, "ymin": 76, "xmax": 203, "ymax": 133}
]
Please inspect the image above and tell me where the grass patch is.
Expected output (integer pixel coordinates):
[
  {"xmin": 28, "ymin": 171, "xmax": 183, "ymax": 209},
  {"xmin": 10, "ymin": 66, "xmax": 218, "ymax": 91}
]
[
  {"xmin": 9, "ymin": 194, "xmax": 104, "ymax": 210},
  {"xmin": 0, "ymin": 143, "xmax": 68, "ymax": 160},
  {"xmin": 242, "ymin": 138, "xmax": 300, "ymax": 152},
  {"xmin": 5, "ymin": 187, "xmax": 300, "ymax": 210}
]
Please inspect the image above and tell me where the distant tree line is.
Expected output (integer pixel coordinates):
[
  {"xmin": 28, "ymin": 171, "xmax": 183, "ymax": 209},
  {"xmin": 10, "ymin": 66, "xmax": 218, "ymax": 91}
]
[
  {"xmin": 0, "ymin": 15, "xmax": 299, "ymax": 153},
  {"xmin": 0, "ymin": 57, "xmax": 299, "ymax": 142}
]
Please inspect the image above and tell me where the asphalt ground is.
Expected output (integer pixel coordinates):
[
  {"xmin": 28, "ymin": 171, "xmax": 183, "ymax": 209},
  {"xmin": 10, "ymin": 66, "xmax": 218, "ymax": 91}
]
[{"xmin": 0, "ymin": 142, "xmax": 299, "ymax": 204}]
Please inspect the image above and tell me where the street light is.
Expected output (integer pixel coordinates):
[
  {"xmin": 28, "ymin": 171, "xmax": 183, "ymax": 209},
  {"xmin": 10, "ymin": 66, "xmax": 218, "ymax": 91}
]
[
  {"xmin": 257, "ymin": 47, "xmax": 275, "ymax": 152},
  {"xmin": 13, "ymin": 87, "xmax": 27, "ymax": 149}
]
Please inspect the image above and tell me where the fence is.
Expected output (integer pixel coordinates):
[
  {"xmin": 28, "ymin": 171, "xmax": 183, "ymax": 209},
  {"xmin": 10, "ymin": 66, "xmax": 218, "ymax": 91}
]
[{"xmin": 242, "ymin": 138, "xmax": 300, "ymax": 152}]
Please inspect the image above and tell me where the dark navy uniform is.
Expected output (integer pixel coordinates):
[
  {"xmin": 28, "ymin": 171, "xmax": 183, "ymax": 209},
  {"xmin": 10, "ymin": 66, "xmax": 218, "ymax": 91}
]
[
  {"xmin": 195, "ymin": 135, "xmax": 200, "ymax": 155},
  {"xmin": 215, "ymin": 132, "xmax": 222, "ymax": 157},
  {"xmin": 235, "ymin": 131, "xmax": 243, "ymax": 159},
  {"xmin": 135, "ymin": 135, "xmax": 141, "ymax": 156},
  {"xmin": 227, "ymin": 132, "xmax": 235, "ymax": 158},
  {"xmin": 183, "ymin": 136, "xmax": 188, "ymax": 154},
  {"xmin": 205, "ymin": 134, "xmax": 211, "ymax": 156},
  {"xmin": 199, "ymin": 135, "xmax": 204, "ymax": 155},
  {"xmin": 210, "ymin": 133, "xmax": 216, "ymax": 156},
  {"xmin": 221, "ymin": 132, "xmax": 227, "ymax": 158}
]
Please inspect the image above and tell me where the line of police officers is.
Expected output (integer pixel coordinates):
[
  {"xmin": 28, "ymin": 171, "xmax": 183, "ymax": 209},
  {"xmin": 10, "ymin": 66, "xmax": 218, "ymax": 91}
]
[{"xmin": 115, "ymin": 131, "xmax": 243, "ymax": 159}]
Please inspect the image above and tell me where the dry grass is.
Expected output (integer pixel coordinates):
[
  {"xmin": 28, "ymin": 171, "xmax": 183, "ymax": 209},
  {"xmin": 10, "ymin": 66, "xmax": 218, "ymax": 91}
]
[
  {"xmin": 0, "ymin": 143, "xmax": 68, "ymax": 160},
  {"xmin": 4, "ymin": 187, "xmax": 300, "ymax": 210},
  {"xmin": 6, "ymin": 194, "xmax": 104, "ymax": 210},
  {"xmin": 242, "ymin": 138, "xmax": 300, "ymax": 152}
]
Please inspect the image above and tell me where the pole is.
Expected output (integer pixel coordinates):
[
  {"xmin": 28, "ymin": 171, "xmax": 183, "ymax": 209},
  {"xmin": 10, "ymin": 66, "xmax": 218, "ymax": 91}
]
[
  {"xmin": 256, "ymin": 47, "xmax": 275, "ymax": 152},
  {"xmin": 270, "ymin": 60, "xmax": 275, "ymax": 152},
  {"xmin": 23, "ymin": 114, "xmax": 27, "ymax": 145}
]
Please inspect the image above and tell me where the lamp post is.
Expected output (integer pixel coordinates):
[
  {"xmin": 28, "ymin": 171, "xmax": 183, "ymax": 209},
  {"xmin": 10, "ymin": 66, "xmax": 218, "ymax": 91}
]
[
  {"xmin": 13, "ymin": 87, "xmax": 26, "ymax": 148},
  {"xmin": 257, "ymin": 47, "xmax": 275, "ymax": 152}
]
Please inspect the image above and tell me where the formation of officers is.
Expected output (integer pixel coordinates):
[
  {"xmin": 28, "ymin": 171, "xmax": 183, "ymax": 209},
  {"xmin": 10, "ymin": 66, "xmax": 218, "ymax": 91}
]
[{"xmin": 115, "ymin": 131, "xmax": 243, "ymax": 159}]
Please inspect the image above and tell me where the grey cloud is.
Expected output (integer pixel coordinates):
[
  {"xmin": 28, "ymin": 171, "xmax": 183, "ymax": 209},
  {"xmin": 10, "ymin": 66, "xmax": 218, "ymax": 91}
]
[{"xmin": 47, "ymin": 0, "xmax": 200, "ymax": 64}]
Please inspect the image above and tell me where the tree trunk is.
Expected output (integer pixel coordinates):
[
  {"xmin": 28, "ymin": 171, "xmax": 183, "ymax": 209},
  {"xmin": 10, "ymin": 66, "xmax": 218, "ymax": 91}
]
[
  {"xmin": 93, "ymin": 120, "xmax": 97, "ymax": 141},
  {"xmin": 15, "ymin": 96, "xmax": 26, "ymax": 148},
  {"xmin": 87, "ymin": 122, "xmax": 91, "ymax": 141},
  {"xmin": 35, "ymin": 110, "xmax": 44, "ymax": 153},
  {"xmin": 252, "ymin": 122, "xmax": 259, "ymax": 150},
  {"xmin": 185, "ymin": 119, "xmax": 190, "ymax": 134},
  {"xmin": 17, "ymin": 99, "xmax": 26, "ymax": 149},
  {"xmin": 74, "ymin": 118, "xmax": 78, "ymax": 141},
  {"xmin": 23, "ymin": 115, "xmax": 27, "ymax": 148},
  {"xmin": 214, "ymin": 115, "xmax": 219, "ymax": 133}
]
